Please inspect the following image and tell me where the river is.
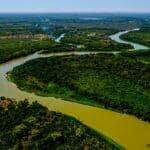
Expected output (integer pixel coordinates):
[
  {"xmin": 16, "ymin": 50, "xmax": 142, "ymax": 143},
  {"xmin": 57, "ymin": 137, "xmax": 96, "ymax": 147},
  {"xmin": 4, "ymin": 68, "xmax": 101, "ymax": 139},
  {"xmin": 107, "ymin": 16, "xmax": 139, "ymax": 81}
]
[
  {"xmin": 0, "ymin": 30, "xmax": 150, "ymax": 150},
  {"xmin": 55, "ymin": 33, "xmax": 65, "ymax": 42},
  {"xmin": 109, "ymin": 28, "xmax": 149, "ymax": 50}
]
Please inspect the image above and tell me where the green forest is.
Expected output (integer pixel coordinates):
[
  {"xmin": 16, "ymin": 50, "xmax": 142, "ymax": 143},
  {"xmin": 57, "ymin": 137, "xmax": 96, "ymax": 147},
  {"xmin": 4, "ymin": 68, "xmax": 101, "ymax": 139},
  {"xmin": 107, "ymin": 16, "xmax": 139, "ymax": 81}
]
[
  {"xmin": 0, "ymin": 22, "xmax": 132, "ymax": 64},
  {"xmin": 60, "ymin": 28, "xmax": 132, "ymax": 51},
  {"xmin": 10, "ymin": 52, "xmax": 150, "ymax": 121},
  {"xmin": 0, "ymin": 97, "xmax": 120, "ymax": 150},
  {"xmin": 0, "ymin": 13, "xmax": 150, "ymax": 150}
]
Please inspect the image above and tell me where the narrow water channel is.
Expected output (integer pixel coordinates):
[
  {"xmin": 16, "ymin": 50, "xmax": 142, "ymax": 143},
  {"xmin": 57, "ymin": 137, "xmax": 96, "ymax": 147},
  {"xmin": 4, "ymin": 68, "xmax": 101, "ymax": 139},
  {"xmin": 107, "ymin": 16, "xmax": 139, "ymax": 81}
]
[
  {"xmin": 110, "ymin": 28, "xmax": 149, "ymax": 50},
  {"xmin": 0, "ymin": 31, "xmax": 150, "ymax": 150}
]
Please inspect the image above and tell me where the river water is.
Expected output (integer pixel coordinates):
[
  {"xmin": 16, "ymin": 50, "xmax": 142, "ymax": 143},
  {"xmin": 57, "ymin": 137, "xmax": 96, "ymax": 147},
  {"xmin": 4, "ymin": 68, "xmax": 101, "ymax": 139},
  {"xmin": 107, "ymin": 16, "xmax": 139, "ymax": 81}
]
[
  {"xmin": 0, "ymin": 31, "xmax": 150, "ymax": 150},
  {"xmin": 55, "ymin": 33, "xmax": 65, "ymax": 43},
  {"xmin": 110, "ymin": 28, "xmax": 149, "ymax": 50}
]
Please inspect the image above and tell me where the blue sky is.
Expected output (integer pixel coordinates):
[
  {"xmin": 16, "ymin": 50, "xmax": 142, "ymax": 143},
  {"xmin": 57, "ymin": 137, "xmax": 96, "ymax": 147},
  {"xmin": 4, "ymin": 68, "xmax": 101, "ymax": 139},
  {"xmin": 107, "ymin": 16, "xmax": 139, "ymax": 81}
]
[{"xmin": 0, "ymin": 0, "xmax": 150, "ymax": 13}]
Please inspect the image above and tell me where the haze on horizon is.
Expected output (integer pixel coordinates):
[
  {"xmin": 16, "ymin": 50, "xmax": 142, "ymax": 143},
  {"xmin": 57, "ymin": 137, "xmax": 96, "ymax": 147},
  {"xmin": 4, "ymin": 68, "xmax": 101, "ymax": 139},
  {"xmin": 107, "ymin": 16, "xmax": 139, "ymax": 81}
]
[{"xmin": 0, "ymin": 0, "xmax": 150, "ymax": 13}]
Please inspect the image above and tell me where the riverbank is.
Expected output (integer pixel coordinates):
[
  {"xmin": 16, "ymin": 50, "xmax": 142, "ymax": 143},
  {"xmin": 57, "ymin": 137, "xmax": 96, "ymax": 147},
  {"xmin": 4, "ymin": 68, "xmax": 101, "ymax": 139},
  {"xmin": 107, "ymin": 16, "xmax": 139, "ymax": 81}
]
[
  {"xmin": 110, "ymin": 28, "xmax": 149, "ymax": 50},
  {"xmin": 120, "ymin": 27, "xmax": 150, "ymax": 48},
  {"xmin": 0, "ymin": 97, "xmax": 121, "ymax": 149},
  {"xmin": 0, "ymin": 29, "xmax": 150, "ymax": 149},
  {"xmin": 0, "ymin": 51, "xmax": 150, "ymax": 149},
  {"xmin": 9, "ymin": 53, "xmax": 150, "ymax": 121},
  {"xmin": 0, "ymin": 82, "xmax": 150, "ymax": 150}
]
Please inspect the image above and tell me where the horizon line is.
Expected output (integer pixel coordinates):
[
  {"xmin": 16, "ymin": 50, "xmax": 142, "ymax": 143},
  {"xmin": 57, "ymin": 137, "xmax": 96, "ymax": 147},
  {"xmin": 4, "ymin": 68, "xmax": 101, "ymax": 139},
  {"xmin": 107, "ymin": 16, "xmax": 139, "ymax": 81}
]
[{"xmin": 0, "ymin": 11, "xmax": 150, "ymax": 14}]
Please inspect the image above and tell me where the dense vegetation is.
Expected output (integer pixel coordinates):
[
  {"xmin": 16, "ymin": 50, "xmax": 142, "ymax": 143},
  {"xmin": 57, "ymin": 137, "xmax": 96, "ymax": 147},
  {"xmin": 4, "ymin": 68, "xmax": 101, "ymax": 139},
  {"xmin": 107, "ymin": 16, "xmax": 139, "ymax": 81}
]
[
  {"xmin": 10, "ymin": 53, "xmax": 150, "ymax": 121},
  {"xmin": 2, "ymin": 13, "xmax": 145, "ymax": 64},
  {"xmin": 120, "ymin": 50, "xmax": 150, "ymax": 63},
  {"xmin": 1, "ymin": 13, "xmax": 150, "ymax": 31},
  {"xmin": 0, "ymin": 23, "xmax": 44, "ymax": 36},
  {"xmin": 121, "ymin": 27, "xmax": 150, "ymax": 47},
  {"xmin": 60, "ymin": 28, "xmax": 132, "ymax": 51},
  {"xmin": 0, "ymin": 25, "xmax": 132, "ymax": 64},
  {"xmin": 0, "ymin": 97, "xmax": 120, "ymax": 150},
  {"xmin": 0, "ymin": 21, "xmax": 56, "ymax": 64},
  {"xmin": 1, "ymin": 13, "xmax": 150, "ymax": 150},
  {"xmin": 0, "ymin": 38, "xmax": 55, "ymax": 64}
]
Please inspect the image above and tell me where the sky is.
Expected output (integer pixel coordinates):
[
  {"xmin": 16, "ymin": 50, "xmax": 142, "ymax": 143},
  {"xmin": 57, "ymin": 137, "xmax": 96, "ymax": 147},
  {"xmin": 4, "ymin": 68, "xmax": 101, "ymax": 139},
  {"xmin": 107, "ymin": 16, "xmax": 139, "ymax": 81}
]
[{"xmin": 0, "ymin": 0, "xmax": 150, "ymax": 13}]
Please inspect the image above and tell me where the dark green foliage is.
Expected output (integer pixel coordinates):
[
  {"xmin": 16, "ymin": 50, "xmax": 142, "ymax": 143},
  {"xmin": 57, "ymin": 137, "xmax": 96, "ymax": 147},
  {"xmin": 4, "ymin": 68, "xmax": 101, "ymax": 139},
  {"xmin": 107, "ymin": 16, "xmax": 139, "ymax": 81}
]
[
  {"xmin": 0, "ymin": 98, "xmax": 120, "ymax": 150},
  {"xmin": 120, "ymin": 50, "xmax": 150, "ymax": 58},
  {"xmin": 0, "ymin": 17, "xmax": 135, "ymax": 64},
  {"xmin": 0, "ymin": 39, "xmax": 55, "ymax": 64},
  {"xmin": 61, "ymin": 28, "xmax": 132, "ymax": 51},
  {"xmin": 40, "ymin": 43, "xmax": 77, "ymax": 54},
  {"xmin": 10, "ymin": 53, "xmax": 150, "ymax": 121},
  {"xmin": 120, "ymin": 50, "xmax": 150, "ymax": 64}
]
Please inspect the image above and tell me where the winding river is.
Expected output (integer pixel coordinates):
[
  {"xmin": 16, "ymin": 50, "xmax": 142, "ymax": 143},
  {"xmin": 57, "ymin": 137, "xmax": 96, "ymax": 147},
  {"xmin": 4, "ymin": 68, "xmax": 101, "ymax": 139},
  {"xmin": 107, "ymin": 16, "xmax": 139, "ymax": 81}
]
[
  {"xmin": 110, "ymin": 28, "xmax": 149, "ymax": 50},
  {"xmin": 0, "ymin": 30, "xmax": 150, "ymax": 150}
]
